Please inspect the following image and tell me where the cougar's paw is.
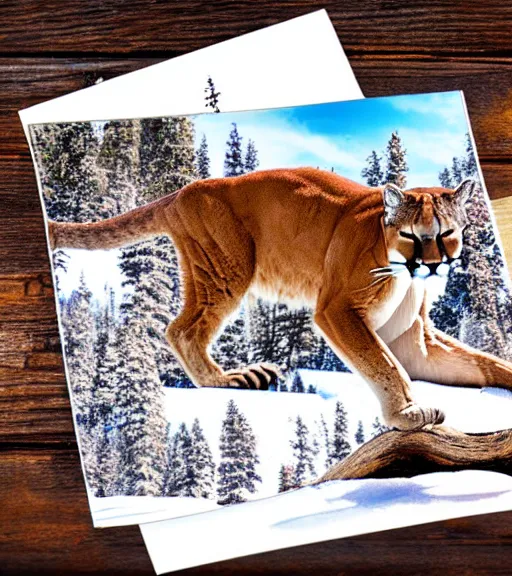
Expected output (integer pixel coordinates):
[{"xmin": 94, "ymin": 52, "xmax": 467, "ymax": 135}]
[
  {"xmin": 223, "ymin": 363, "xmax": 282, "ymax": 391},
  {"xmin": 389, "ymin": 404, "xmax": 445, "ymax": 431}
]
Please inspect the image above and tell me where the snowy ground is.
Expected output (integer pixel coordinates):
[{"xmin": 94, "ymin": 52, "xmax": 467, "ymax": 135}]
[
  {"xmin": 89, "ymin": 372, "xmax": 512, "ymax": 528},
  {"xmin": 140, "ymin": 469, "xmax": 512, "ymax": 574}
]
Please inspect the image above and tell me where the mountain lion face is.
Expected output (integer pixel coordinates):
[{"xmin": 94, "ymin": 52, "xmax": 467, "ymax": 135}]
[{"xmin": 382, "ymin": 179, "xmax": 476, "ymax": 278}]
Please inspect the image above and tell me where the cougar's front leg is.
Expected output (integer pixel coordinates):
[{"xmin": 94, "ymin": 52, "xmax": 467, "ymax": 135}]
[
  {"xmin": 390, "ymin": 299, "xmax": 512, "ymax": 392},
  {"xmin": 314, "ymin": 300, "xmax": 445, "ymax": 431}
]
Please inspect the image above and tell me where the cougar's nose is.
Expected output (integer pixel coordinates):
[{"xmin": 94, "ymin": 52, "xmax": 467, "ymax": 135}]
[{"xmin": 421, "ymin": 236, "xmax": 442, "ymax": 264}]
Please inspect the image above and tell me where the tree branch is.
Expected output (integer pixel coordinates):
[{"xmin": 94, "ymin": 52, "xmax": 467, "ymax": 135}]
[{"xmin": 314, "ymin": 426, "xmax": 512, "ymax": 484}]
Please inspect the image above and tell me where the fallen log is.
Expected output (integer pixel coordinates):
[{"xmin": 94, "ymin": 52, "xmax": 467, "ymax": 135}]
[{"xmin": 314, "ymin": 426, "xmax": 512, "ymax": 484}]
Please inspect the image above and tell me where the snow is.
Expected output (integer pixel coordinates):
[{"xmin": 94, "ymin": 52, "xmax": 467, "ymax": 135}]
[
  {"xmin": 90, "ymin": 495, "xmax": 220, "ymax": 528},
  {"xmin": 90, "ymin": 373, "xmax": 512, "ymax": 529},
  {"xmin": 141, "ymin": 469, "xmax": 512, "ymax": 574}
]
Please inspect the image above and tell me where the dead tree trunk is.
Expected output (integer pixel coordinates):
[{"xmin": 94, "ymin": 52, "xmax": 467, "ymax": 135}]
[{"xmin": 314, "ymin": 426, "xmax": 512, "ymax": 484}]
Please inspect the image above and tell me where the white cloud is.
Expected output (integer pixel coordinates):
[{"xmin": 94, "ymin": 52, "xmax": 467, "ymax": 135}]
[
  {"xmin": 389, "ymin": 92, "xmax": 465, "ymax": 127},
  {"xmin": 400, "ymin": 127, "xmax": 467, "ymax": 167},
  {"xmin": 195, "ymin": 114, "xmax": 366, "ymax": 181}
]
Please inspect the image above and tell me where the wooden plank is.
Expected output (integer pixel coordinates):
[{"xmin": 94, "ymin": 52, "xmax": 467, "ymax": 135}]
[
  {"xmin": 491, "ymin": 196, "xmax": 512, "ymax": 277},
  {"xmin": 0, "ymin": 447, "xmax": 511, "ymax": 575},
  {"xmin": 3, "ymin": 57, "xmax": 512, "ymax": 159},
  {"xmin": 0, "ymin": 56, "xmax": 512, "ymax": 160},
  {"xmin": 0, "ymin": 1, "xmax": 512, "ymax": 55}
]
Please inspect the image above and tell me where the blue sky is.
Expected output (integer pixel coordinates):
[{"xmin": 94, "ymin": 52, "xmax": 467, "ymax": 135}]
[{"xmin": 193, "ymin": 91, "xmax": 470, "ymax": 188}]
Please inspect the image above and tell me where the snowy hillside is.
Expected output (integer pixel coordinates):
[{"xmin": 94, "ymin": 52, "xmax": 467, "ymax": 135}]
[
  {"xmin": 90, "ymin": 374, "xmax": 512, "ymax": 527},
  {"xmin": 141, "ymin": 469, "xmax": 512, "ymax": 574}
]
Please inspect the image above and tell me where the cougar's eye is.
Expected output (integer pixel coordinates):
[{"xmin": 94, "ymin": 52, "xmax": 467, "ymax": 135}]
[
  {"xmin": 440, "ymin": 229, "xmax": 454, "ymax": 238},
  {"xmin": 399, "ymin": 231, "xmax": 417, "ymax": 240}
]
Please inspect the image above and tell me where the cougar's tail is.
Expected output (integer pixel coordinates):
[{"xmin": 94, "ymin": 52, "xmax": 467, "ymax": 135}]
[{"xmin": 48, "ymin": 197, "xmax": 172, "ymax": 251}]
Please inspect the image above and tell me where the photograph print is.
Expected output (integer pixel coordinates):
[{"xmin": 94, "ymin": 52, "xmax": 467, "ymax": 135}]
[{"xmin": 29, "ymin": 90, "xmax": 512, "ymax": 530}]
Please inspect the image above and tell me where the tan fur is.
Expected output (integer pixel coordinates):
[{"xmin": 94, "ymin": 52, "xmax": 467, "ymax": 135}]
[{"xmin": 49, "ymin": 168, "xmax": 512, "ymax": 430}]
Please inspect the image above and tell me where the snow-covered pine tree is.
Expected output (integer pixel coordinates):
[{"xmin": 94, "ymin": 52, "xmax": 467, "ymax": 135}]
[
  {"xmin": 196, "ymin": 134, "xmax": 211, "ymax": 179},
  {"xmin": 329, "ymin": 401, "xmax": 351, "ymax": 465},
  {"xmin": 463, "ymin": 132, "xmax": 477, "ymax": 177},
  {"xmin": 224, "ymin": 123, "xmax": 245, "ymax": 177},
  {"xmin": 244, "ymin": 139, "xmax": 259, "ymax": 173},
  {"xmin": 438, "ymin": 167, "xmax": 453, "ymax": 188},
  {"xmin": 166, "ymin": 422, "xmax": 193, "ymax": 497},
  {"xmin": 217, "ymin": 400, "xmax": 261, "ymax": 505},
  {"xmin": 430, "ymin": 181, "xmax": 512, "ymax": 357},
  {"xmin": 29, "ymin": 122, "xmax": 102, "ymax": 222},
  {"xmin": 361, "ymin": 150, "xmax": 384, "ymax": 186},
  {"xmin": 114, "ymin": 316, "xmax": 169, "ymax": 496},
  {"xmin": 290, "ymin": 415, "xmax": 316, "ymax": 487},
  {"xmin": 204, "ymin": 76, "xmax": 221, "ymax": 113},
  {"xmin": 320, "ymin": 415, "xmax": 331, "ymax": 469},
  {"xmin": 119, "ymin": 116, "xmax": 198, "ymax": 389},
  {"xmin": 139, "ymin": 116, "xmax": 197, "ymax": 203},
  {"xmin": 61, "ymin": 272, "xmax": 98, "ymax": 487},
  {"xmin": 290, "ymin": 371, "xmax": 305, "ymax": 393},
  {"xmin": 278, "ymin": 464, "xmax": 295, "ymax": 493},
  {"xmin": 384, "ymin": 131, "xmax": 408, "ymax": 188},
  {"xmin": 211, "ymin": 312, "xmax": 249, "ymax": 371},
  {"xmin": 97, "ymin": 119, "xmax": 141, "ymax": 215},
  {"xmin": 89, "ymin": 293, "xmax": 124, "ymax": 496},
  {"xmin": 189, "ymin": 418, "xmax": 216, "ymax": 499},
  {"xmin": 355, "ymin": 420, "xmax": 365, "ymax": 446},
  {"xmin": 64, "ymin": 272, "xmax": 95, "ymax": 426},
  {"xmin": 451, "ymin": 157, "xmax": 463, "ymax": 185},
  {"xmin": 371, "ymin": 416, "xmax": 389, "ymax": 438}
]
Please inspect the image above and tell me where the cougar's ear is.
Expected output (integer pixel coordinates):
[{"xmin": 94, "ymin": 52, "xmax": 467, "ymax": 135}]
[
  {"xmin": 382, "ymin": 183, "xmax": 405, "ymax": 225},
  {"xmin": 453, "ymin": 179, "xmax": 477, "ymax": 206}
]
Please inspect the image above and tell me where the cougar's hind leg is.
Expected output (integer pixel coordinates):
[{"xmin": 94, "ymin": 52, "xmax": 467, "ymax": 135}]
[{"xmin": 166, "ymin": 196, "xmax": 278, "ymax": 390}]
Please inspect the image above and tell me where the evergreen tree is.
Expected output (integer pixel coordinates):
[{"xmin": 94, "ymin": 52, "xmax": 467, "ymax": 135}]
[
  {"xmin": 290, "ymin": 415, "xmax": 316, "ymax": 486},
  {"xmin": 189, "ymin": 418, "xmax": 216, "ymax": 499},
  {"xmin": 244, "ymin": 139, "xmax": 259, "ymax": 173},
  {"xmin": 430, "ymin": 182, "xmax": 512, "ymax": 357},
  {"xmin": 463, "ymin": 132, "xmax": 477, "ymax": 177},
  {"xmin": 217, "ymin": 400, "xmax": 261, "ymax": 504},
  {"xmin": 224, "ymin": 123, "xmax": 245, "ymax": 177},
  {"xmin": 438, "ymin": 167, "xmax": 453, "ymax": 188},
  {"xmin": 278, "ymin": 464, "xmax": 295, "ymax": 492},
  {"xmin": 384, "ymin": 131, "xmax": 408, "ymax": 188},
  {"xmin": 166, "ymin": 422, "xmax": 193, "ymax": 496},
  {"xmin": 204, "ymin": 76, "xmax": 221, "ymax": 113},
  {"xmin": 61, "ymin": 272, "xmax": 98, "ymax": 488},
  {"xmin": 290, "ymin": 371, "xmax": 305, "ymax": 393},
  {"xmin": 63, "ymin": 272, "xmax": 95, "ymax": 428},
  {"xmin": 451, "ymin": 157, "xmax": 463, "ymax": 185},
  {"xmin": 361, "ymin": 150, "xmax": 384, "ymax": 186},
  {"xmin": 29, "ymin": 123, "xmax": 102, "ymax": 222},
  {"xmin": 329, "ymin": 401, "xmax": 351, "ymax": 465},
  {"xmin": 307, "ymin": 384, "xmax": 317, "ymax": 394},
  {"xmin": 139, "ymin": 116, "xmax": 197, "ymax": 203},
  {"xmin": 89, "ymin": 296, "xmax": 124, "ymax": 496},
  {"xmin": 355, "ymin": 420, "xmax": 365, "ymax": 446},
  {"xmin": 371, "ymin": 416, "xmax": 389, "ymax": 438},
  {"xmin": 196, "ymin": 134, "xmax": 211, "ymax": 179},
  {"xmin": 97, "ymin": 119, "xmax": 141, "ymax": 214},
  {"xmin": 120, "ymin": 116, "xmax": 198, "ymax": 389},
  {"xmin": 113, "ymin": 316, "xmax": 168, "ymax": 496},
  {"xmin": 320, "ymin": 415, "xmax": 331, "ymax": 469},
  {"xmin": 211, "ymin": 313, "xmax": 249, "ymax": 371}
]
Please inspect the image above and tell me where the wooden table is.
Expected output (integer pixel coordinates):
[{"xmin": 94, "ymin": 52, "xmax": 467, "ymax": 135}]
[{"xmin": 1, "ymin": 2, "xmax": 512, "ymax": 574}]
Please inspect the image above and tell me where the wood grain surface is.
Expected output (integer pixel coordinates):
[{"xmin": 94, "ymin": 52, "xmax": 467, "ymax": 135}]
[{"xmin": 2, "ymin": 2, "xmax": 512, "ymax": 574}]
